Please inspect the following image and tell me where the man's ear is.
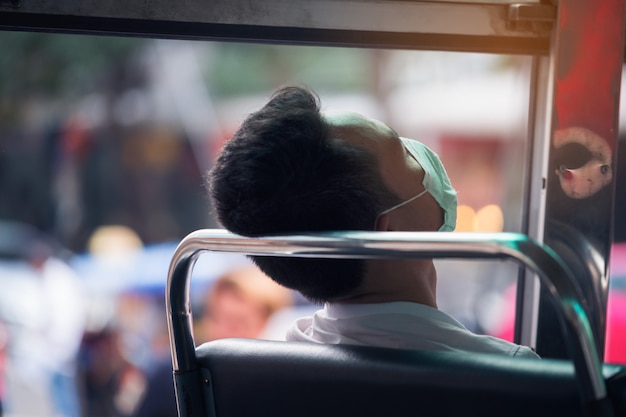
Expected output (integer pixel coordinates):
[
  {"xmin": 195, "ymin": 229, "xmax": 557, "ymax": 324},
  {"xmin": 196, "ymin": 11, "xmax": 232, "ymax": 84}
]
[{"xmin": 374, "ymin": 213, "xmax": 391, "ymax": 231}]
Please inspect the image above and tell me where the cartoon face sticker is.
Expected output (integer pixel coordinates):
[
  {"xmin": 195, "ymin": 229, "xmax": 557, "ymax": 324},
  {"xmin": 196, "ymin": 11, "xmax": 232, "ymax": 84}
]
[{"xmin": 553, "ymin": 126, "xmax": 612, "ymax": 199}]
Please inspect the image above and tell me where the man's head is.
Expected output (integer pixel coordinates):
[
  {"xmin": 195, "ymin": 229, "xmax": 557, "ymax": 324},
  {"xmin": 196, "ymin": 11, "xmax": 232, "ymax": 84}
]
[
  {"xmin": 322, "ymin": 111, "xmax": 453, "ymax": 233},
  {"xmin": 208, "ymin": 86, "xmax": 454, "ymax": 303}
]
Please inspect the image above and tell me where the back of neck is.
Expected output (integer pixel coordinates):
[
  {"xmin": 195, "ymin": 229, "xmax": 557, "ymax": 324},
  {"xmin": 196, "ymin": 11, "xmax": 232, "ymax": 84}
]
[{"xmin": 336, "ymin": 259, "xmax": 438, "ymax": 308}]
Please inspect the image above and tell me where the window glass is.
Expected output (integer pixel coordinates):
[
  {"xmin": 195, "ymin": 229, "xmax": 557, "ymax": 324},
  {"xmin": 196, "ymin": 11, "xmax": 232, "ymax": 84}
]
[{"xmin": 0, "ymin": 32, "xmax": 533, "ymax": 415}]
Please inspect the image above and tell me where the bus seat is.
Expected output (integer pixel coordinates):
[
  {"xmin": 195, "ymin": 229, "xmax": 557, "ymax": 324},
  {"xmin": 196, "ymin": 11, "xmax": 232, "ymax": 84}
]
[
  {"xmin": 193, "ymin": 338, "xmax": 626, "ymax": 417},
  {"xmin": 167, "ymin": 230, "xmax": 626, "ymax": 417}
]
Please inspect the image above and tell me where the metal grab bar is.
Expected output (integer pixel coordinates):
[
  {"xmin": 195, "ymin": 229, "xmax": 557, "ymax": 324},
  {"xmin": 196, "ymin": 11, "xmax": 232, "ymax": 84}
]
[{"xmin": 166, "ymin": 229, "xmax": 605, "ymax": 402}]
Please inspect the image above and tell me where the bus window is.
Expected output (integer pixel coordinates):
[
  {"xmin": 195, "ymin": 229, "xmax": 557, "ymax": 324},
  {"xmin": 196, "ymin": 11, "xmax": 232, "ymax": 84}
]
[{"xmin": 0, "ymin": 31, "xmax": 542, "ymax": 416}]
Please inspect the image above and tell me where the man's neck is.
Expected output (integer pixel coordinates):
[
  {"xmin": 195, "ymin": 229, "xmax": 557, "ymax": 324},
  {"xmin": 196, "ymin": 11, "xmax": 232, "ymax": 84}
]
[{"xmin": 336, "ymin": 259, "xmax": 438, "ymax": 308}]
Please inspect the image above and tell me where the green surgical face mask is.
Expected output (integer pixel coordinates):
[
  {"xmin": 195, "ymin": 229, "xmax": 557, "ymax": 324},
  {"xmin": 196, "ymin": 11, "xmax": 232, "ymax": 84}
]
[{"xmin": 399, "ymin": 137, "xmax": 458, "ymax": 232}]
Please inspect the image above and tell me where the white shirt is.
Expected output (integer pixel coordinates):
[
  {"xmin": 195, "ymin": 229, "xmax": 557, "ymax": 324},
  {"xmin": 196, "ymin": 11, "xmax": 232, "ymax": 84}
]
[{"xmin": 286, "ymin": 301, "xmax": 539, "ymax": 359}]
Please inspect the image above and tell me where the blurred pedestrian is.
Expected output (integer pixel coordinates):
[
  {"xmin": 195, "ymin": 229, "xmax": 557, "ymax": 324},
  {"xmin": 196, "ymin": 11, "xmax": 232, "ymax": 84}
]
[
  {"xmin": 132, "ymin": 265, "xmax": 293, "ymax": 417},
  {"xmin": 1, "ymin": 242, "xmax": 85, "ymax": 417}
]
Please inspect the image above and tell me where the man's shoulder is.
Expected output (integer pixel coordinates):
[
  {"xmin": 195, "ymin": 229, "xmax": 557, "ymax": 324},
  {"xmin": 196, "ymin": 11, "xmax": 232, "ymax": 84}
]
[{"xmin": 285, "ymin": 301, "xmax": 539, "ymax": 359}]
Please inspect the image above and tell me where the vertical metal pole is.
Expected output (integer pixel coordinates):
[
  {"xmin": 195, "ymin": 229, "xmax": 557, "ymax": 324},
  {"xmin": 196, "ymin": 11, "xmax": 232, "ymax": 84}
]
[
  {"xmin": 517, "ymin": 55, "xmax": 554, "ymax": 349},
  {"xmin": 536, "ymin": 0, "xmax": 625, "ymax": 359}
]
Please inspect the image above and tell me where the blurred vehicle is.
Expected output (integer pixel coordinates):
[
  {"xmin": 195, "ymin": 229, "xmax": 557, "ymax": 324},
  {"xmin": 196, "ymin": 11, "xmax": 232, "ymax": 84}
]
[{"xmin": 605, "ymin": 242, "xmax": 626, "ymax": 364}]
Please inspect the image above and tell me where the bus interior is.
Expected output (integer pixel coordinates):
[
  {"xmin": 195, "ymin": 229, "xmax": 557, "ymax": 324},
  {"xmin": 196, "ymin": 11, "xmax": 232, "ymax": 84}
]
[{"xmin": 0, "ymin": 1, "xmax": 625, "ymax": 416}]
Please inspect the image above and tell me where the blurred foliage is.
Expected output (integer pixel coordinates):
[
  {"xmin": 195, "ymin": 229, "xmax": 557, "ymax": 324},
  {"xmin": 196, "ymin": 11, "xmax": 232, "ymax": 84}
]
[
  {"xmin": 0, "ymin": 31, "xmax": 146, "ymax": 98},
  {"xmin": 206, "ymin": 43, "xmax": 375, "ymax": 96}
]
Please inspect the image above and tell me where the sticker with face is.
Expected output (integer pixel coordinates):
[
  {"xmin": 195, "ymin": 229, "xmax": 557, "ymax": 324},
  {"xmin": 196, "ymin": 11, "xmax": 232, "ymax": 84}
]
[{"xmin": 553, "ymin": 126, "xmax": 612, "ymax": 199}]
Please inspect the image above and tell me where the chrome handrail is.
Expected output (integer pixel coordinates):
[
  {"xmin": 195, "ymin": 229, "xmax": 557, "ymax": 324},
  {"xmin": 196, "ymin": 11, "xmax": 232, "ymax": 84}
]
[{"xmin": 166, "ymin": 229, "xmax": 605, "ymax": 402}]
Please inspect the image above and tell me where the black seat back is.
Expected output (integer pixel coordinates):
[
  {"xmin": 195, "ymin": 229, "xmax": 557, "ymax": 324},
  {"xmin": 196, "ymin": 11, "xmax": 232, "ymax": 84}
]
[{"xmin": 193, "ymin": 338, "xmax": 626, "ymax": 417}]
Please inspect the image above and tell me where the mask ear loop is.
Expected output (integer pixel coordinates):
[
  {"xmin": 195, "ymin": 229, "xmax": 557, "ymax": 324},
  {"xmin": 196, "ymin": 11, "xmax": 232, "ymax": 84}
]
[{"xmin": 373, "ymin": 189, "xmax": 429, "ymax": 230}]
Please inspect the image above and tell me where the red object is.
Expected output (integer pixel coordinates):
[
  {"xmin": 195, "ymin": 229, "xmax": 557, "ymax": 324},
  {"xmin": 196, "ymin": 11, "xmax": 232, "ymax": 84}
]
[{"xmin": 555, "ymin": 0, "xmax": 624, "ymax": 148}]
